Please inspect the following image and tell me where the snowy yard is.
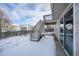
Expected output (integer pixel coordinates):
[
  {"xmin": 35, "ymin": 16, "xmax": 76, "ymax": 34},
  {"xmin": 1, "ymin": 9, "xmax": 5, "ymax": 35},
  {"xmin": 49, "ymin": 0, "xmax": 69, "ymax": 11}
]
[{"xmin": 0, "ymin": 34, "xmax": 56, "ymax": 56}]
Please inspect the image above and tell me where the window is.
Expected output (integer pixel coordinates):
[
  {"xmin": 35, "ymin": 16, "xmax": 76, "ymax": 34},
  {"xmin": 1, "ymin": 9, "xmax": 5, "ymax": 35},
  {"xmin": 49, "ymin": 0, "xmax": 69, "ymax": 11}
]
[{"xmin": 64, "ymin": 7, "xmax": 73, "ymax": 56}]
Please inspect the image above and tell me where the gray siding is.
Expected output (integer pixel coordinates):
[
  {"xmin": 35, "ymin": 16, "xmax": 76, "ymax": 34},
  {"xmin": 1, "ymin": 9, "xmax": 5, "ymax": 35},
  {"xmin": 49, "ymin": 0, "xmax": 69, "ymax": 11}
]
[{"xmin": 74, "ymin": 4, "xmax": 79, "ymax": 56}]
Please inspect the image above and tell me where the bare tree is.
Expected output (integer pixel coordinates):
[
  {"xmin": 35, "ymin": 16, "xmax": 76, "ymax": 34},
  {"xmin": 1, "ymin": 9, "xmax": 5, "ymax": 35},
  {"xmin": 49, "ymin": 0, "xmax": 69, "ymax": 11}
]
[
  {"xmin": 0, "ymin": 8, "xmax": 11, "ymax": 38},
  {"xmin": 0, "ymin": 9, "xmax": 5, "ymax": 38}
]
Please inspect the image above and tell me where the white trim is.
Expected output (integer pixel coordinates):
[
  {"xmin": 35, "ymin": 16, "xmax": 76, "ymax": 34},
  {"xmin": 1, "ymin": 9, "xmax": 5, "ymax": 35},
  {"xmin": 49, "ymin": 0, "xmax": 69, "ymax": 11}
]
[
  {"xmin": 63, "ymin": 16, "xmax": 65, "ymax": 48},
  {"xmin": 73, "ymin": 3, "xmax": 76, "ymax": 56},
  {"xmin": 64, "ymin": 49, "xmax": 70, "ymax": 56}
]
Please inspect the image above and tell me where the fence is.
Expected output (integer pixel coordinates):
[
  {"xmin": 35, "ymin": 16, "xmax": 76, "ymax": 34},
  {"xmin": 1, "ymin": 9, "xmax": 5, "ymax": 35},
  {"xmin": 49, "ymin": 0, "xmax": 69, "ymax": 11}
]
[{"xmin": 0, "ymin": 31, "xmax": 29, "ymax": 39}]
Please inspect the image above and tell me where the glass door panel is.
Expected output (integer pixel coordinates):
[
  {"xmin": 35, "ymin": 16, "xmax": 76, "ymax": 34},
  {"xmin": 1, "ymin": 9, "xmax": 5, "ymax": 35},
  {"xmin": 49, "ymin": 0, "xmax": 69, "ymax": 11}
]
[{"xmin": 64, "ymin": 8, "xmax": 73, "ymax": 56}]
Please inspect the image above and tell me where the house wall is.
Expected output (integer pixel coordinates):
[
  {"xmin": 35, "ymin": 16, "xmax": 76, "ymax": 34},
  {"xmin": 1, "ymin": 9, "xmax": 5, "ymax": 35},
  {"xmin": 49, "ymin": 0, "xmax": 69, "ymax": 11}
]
[
  {"xmin": 52, "ymin": 3, "xmax": 70, "ymax": 41},
  {"xmin": 73, "ymin": 3, "xmax": 79, "ymax": 56},
  {"xmin": 53, "ymin": 3, "xmax": 79, "ymax": 56},
  {"xmin": 51, "ymin": 3, "xmax": 74, "ymax": 55},
  {"xmin": 54, "ymin": 19, "xmax": 60, "ymax": 40}
]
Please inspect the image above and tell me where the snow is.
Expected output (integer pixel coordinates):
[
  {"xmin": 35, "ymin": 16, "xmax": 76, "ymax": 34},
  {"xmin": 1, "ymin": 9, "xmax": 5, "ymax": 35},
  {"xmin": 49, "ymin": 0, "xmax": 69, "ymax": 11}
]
[{"xmin": 0, "ymin": 34, "xmax": 56, "ymax": 56}]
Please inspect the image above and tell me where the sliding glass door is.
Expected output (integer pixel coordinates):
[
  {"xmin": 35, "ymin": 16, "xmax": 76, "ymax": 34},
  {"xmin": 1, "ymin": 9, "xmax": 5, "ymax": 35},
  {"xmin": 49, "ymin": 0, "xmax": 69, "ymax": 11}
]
[
  {"xmin": 60, "ymin": 7, "xmax": 73, "ymax": 56},
  {"xmin": 64, "ymin": 7, "xmax": 73, "ymax": 56}
]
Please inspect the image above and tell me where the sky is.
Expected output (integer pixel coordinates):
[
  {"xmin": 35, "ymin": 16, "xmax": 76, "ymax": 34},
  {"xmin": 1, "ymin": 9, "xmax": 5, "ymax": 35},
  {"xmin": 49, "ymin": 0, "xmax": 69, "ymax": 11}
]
[{"xmin": 0, "ymin": 3, "xmax": 51, "ymax": 26}]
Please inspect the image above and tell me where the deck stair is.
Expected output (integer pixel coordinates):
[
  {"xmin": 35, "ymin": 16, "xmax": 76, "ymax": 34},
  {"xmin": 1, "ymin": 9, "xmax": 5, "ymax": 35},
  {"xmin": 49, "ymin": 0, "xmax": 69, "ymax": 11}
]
[{"xmin": 30, "ymin": 20, "xmax": 44, "ymax": 41}]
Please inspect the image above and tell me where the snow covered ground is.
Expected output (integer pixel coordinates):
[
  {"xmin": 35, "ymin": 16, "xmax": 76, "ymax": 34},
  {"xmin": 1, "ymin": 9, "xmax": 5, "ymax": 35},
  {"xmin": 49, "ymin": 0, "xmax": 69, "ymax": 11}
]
[{"xmin": 0, "ymin": 34, "xmax": 56, "ymax": 56}]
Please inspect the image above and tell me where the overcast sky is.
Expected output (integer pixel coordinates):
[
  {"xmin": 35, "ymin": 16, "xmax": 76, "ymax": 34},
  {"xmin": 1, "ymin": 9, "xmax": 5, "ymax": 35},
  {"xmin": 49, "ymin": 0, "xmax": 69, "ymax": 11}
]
[{"xmin": 0, "ymin": 3, "xmax": 51, "ymax": 26}]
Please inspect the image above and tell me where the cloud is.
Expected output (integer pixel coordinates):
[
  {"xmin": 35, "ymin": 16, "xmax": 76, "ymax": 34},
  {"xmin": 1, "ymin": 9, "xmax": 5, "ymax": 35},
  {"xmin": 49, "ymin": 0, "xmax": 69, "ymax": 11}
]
[
  {"xmin": 0, "ymin": 3, "xmax": 51, "ymax": 26},
  {"xmin": 11, "ymin": 11, "xmax": 21, "ymax": 20}
]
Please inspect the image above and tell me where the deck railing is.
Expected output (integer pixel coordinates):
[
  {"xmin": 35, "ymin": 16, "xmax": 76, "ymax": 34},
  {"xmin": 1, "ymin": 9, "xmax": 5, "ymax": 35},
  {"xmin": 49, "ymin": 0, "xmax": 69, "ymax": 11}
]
[{"xmin": 43, "ymin": 14, "xmax": 56, "ymax": 25}]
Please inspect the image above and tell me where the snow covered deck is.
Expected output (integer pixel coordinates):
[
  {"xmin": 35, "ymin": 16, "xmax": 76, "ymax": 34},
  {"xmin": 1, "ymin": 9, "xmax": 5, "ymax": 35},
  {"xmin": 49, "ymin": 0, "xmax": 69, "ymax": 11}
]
[{"xmin": 0, "ymin": 34, "xmax": 56, "ymax": 56}]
